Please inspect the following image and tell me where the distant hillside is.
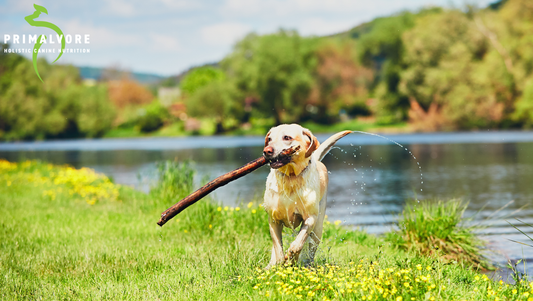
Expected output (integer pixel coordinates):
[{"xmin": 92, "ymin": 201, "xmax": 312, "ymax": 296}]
[{"xmin": 78, "ymin": 66, "xmax": 165, "ymax": 84}]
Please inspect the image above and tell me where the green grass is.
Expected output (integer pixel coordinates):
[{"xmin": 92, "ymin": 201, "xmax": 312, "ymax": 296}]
[
  {"xmin": 385, "ymin": 200, "xmax": 491, "ymax": 270},
  {"xmin": 0, "ymin": 160, "xmax": 532, "ymax": 300}
]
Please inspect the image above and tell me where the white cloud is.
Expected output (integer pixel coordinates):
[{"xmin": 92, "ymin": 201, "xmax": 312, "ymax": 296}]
[
  {"xmin": 102, "ymin": 0, "xmax": 137, "ymax": 17},
  {"xmin": 150, "ymin": 33, "xmax": 180, "ymax": 52},
  {"xmin": 61, "ymin": 20, "xmax": 141, "ymax": 47},
  {"xmin": 0, "ymin": 0, "xmax": 43, "ymax": 13},
  {"xmin": 200, "ymin": 22, "xmax": 250, "ymax": 46}
]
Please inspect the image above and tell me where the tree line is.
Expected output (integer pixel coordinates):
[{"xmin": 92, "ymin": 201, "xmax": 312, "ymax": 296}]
[
  {"xmin": 182, "ymin": 0, "xmax": 533, "ymax": 132},
  {"xmin": 1, "ymin": 0, "xmax": 532, "ymax": 140}
]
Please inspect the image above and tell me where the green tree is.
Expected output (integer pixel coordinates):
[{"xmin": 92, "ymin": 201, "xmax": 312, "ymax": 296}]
[
  {"xmin": 0, "ymin": 46, "xmax": 116, "ymax": 140},
  {"xmin": 186, "ymin": 79, "xmax": 242, "ymax": 133},
  {"xmin": 222, "ymin": 30, "xmax": 318, "ymax": 124},
  {"xmin": 180, "ymin": 66, "xmax": 225, "ymax": 96},
  {"xmin": 356, "ymin": 12, "xmax": 418, "ymax": 123},
  {"xmin": 399, "ymin": 10, "xmax": 515, "ymax": 129}
]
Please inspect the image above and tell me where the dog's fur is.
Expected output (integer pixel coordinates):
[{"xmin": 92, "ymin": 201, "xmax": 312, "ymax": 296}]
[{"xmin": 262, "ymin": 124, "xmax": 351, "ymax": 268}]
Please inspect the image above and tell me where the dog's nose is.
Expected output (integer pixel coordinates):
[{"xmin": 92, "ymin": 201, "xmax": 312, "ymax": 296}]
[{"xmin": 263, "ymin": 146, "xmax": 274, "ymax": 157}]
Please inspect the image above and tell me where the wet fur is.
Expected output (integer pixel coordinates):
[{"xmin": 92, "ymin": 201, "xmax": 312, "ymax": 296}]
[{"xmin": 262, "ymin": 124, "xmax": 351, "ymax": 268}]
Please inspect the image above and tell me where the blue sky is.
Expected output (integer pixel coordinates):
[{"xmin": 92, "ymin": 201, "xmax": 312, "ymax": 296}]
[{"xmin": 1, "ymin": 0, "xmax": 495, "ymax": 76}]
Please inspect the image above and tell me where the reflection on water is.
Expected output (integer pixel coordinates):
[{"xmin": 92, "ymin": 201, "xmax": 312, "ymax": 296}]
[{"xmin": 1, "ymin": 132, "xmax": 532, "ymax": 274}]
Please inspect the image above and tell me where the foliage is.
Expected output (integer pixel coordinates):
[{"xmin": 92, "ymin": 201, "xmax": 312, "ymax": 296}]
[
  {"xmin": 135, "ymin": 101, "xmax": 170, "ymax": 132},
  {"xmin": 513, "ymin": 78, "xmax": 533, "ymax": 127},
  {"xmin": 185, "ymin": 79, "xmax": 242, "ymax": 133},
  {"xmin": 354, "ymin": 11, "xmax": 424, "ymax": 123},
  {"xmin": 222, "ymin": 31, "xmax": 319, "ymax": 124},
  {"xmin": 180, "ymin": 66, "xmax": 225, "ymax": 96},
  {"xmin": 399, "ymin": 10, "xmax": 510, "ymax": 130},
  {"xmin": 385, "ymin": 200, "xmax": 490, "ymax": 269},
  {"xmin": 307, "ymin": 40, "xmax": 373, "ymax": 124},
  {"xmin": 107, "ymin": 78, "xmax": 154, "ymax": 108},
  {"xmin": 0, "ymin": 47, "xmax": 116, "ymax": 140}
]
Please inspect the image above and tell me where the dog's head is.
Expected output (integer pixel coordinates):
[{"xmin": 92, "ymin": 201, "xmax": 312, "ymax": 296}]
[{"xmin": 263, "ymin": 124, "xmax": 319, "ymax": 175}]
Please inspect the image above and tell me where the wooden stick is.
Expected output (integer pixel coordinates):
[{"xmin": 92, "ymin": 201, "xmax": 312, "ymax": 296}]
[{"xmin": 157, "ymin": 146, "xmax": 300, "ymax": 227}]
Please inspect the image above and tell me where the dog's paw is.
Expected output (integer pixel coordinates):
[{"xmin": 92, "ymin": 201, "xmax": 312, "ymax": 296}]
[{"xmin": 285, "ymin": 246, "xmax": 301, "ymax": 263}]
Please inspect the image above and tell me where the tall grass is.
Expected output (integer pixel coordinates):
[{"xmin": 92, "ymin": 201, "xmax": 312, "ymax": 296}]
[{"xmin": 386, "ymin": 199, "xmax": 490, "ymax": 269}]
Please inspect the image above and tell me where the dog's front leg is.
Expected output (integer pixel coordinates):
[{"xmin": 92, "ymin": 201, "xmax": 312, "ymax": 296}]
[
  {"xmin": 285, "ymin": 215, "xmax": 316, "ymax": 263},
  {"xmin": 266, "ymin": 217, "xmax": 284, "ymax": 269}
]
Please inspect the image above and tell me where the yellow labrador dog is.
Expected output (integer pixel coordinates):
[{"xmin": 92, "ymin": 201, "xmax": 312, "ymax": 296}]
[{"xmin": 262, "ymin": 124, "xmax": 351, "ymax": 268}]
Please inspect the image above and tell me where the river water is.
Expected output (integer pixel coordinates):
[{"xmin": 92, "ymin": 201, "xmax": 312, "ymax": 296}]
[{"xmin": 1, "ymin": 130, "xmax": 532, "ymax": 276}]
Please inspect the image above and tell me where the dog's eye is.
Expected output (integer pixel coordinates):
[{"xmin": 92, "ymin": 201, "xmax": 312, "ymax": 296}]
[
  {"xmin": 268, "ymin": 137, "xmax": 272, "ymax": 142},
  {"xmin": 283, "ymin": 135, "xmax": 292, "ymax": 141}
]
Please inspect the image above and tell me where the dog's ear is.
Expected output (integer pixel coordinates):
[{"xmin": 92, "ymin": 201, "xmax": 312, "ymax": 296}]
[
  {"xmin": 264, "ymin": 130, "xmax": 272, "ymax": 147},
  {"xmin": 303, "ymin": 129, "xmax": 319, "ymax": 158}
]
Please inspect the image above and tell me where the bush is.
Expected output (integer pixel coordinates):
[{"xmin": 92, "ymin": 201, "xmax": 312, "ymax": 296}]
[
  {"xmin": 136, "ymin": 101, "xmax": 170, "ymax": 132},
  {"xmin": 385, "ymin": 199, "xmax": 490, "ymax": 269}
]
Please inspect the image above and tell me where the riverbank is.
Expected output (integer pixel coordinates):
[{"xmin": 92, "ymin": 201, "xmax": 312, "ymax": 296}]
[
  {"xmin": 1, "ymin": 160, "xmax": 531, "ymax": 300},
  {"xmin": 102, "ymin": 117, "xmax": 409, "ymax": 139}
]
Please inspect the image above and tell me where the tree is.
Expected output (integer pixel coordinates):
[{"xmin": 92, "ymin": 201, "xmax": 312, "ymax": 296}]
[
  {"xmin": 180, "ymin": 66, "xmax": 225, "ymax": 96},
  {"xmin": 0, "ymin": 46, "xmax": 116, "ymax": 140},
  {"xmin": 185, "ymin": 79, "xmax": 242, "ymax": 133},
  {"xmin": 307, "ymin": 40, "xmax": 373, "ymax": 123},
  {"xmin": 399, "ymin": 10, "xmax": 514, "ymax": 129},
  {"xmin": 222, "ymin": 31, "xmax": 318, "ymax": 124}
]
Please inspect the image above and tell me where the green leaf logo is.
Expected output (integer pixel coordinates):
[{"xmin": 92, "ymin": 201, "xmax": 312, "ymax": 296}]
[{"xmin": 24, "ymin": 4, "xmax": 66, "ymax": 82}]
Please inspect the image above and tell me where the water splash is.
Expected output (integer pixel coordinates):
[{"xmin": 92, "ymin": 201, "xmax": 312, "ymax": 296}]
[{"xmin": 349, "ymin": 130, "xmax": 424, "ymax": 197}]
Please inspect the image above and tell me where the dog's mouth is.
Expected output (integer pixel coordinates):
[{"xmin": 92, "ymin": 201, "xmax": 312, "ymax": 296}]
[
  {"xmin": 267, "ymin": 146, "xmax": 300, "ymax": 169},
  {"xmin": 268, "ymin": 155, "xmax": 292, "ymax": 169}
]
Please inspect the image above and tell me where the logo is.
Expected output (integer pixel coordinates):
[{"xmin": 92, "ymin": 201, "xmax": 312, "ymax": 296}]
[{"xmin": 25, "ymin": 4, "xmax": 65, "ymax": 82}]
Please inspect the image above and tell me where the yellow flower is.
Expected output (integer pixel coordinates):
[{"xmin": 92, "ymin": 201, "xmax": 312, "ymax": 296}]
[
  {"xmin": 208, "ymin": 224, "xmax": 212, "ymax": 229},
  {"xmin": 248, "ymin": 202, "xmax": 253, "ymax": 208},
  {"xmin": 513, "ymin": 289, "xmax": 517, "ymax": 294},
  {"xmin": 235, "ymin": 207, "xmax": 240, "ymax": 211},
  {"xmin": 183, "ymin": 230, "xmax": 188, "ymax": 233},
  {"xmin": 224, "ymin": 206, "xmax": 229, "ymax": 211},
  {"xmin": 416, "ymin": 264, "xmax": 422, "ymax": 270},
  {"xmin": 334, "ymin": 220, "xmax": 342, "ymax": 226},
  {"xmin": 396, "ymin": 297, "xmax": 403, "ymax": 301},
  {"xmin": 217, "ymin": 207, "xmax": 222, "ymax": 211},
  {"xmin": 252, "ymin": 209, "xmax": 257, "ymax": 214},
  {"xmin": 426, "ymin": 266, "xmax": 431, "ymax": 271}
]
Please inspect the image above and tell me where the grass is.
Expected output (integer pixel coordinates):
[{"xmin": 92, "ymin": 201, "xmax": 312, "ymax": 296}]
[
  {"xmin": 1, "ymin": 159, "xmax": 532, "ymax": 300},
  {"xmin": 385, "ymin": 200, "xmax": 491, "ymax": 270}
]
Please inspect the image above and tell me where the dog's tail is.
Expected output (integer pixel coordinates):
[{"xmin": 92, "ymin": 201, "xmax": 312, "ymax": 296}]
[{"xmin": 313, "ymin": 130, "xmax": 352, "ymax": 162}]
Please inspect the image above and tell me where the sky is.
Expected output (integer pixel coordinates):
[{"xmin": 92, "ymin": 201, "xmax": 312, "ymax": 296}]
[{"xmin": 0, "ymin": 0, "xmax": 495, "ymax": 76}]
